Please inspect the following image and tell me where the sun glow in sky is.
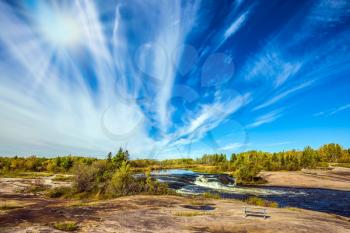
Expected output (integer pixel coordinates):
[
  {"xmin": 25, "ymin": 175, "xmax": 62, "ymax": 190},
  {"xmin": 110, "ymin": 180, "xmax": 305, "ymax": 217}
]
[
  {"xmin": 0, "ymin": 0, "xmax": 349, "ymax": 158},
  {"xmin": 36, "ymin": 7, "xmax": 82, "ymax": 47}
]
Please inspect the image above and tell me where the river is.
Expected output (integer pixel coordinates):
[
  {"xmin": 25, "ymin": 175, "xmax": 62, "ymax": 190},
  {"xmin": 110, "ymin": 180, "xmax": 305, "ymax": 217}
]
[{"xmin": 151, "ymin": 169, "xmax": 350, "ymax": 217}]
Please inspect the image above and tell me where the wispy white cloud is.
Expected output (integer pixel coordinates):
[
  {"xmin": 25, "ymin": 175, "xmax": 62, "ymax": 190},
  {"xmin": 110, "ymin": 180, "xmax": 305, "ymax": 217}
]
[
  {"xmin": 220, "ymin": 142, "xmax": 248, "ymax": 151},
  {"xmin": 0, "ymin": 1, "xmax": 200, "ymax": 158},
  {"xmin": 243, "ymin": 45, "xmax": 303, "ymax": 88},
  {"xmin": 0, "ymin": 0, "xmax": 349, "ymax": 158},
  {"xmin": 253, "ymin": 80, "xmax": 314, "ymax": 111},
  {"xmin": 314, "ymin": 104, "xmax": 350, "ymax": 117},
  {"xmin": 171, "ymin": 93, "xmax": 251, "ymax": 146},
  {"xmin": 308, "ymin": 0, "xmax": 350, "ymax": 24},
  {"xmin": 223, "ymin": 10, "xmax": 250, "ymax": 40},
  {"xmin": 247, "ymin": 110, "xmax": 281, "ymax": 128},
  {"xmin": 0, "ymin": 0, "xmax": 251, "ymax": 158},
  {"xmin": 239, "ymin": 0, "xmax": 350, "ymax": 119}
]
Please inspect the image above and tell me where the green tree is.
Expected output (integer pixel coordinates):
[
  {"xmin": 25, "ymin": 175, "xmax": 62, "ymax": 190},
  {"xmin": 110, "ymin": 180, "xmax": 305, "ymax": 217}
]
[
  {"xmin": 230, "ymin": 153, "xmax": 237, "ymax": 162},
  {"xmin": 301, "ymin": 146, "xmax": 316, "ymax": 168},
  {"xmin": 235, "ymin": 162, "xmax": 261, "ymax": 184},
  {"xmin": 112, "ymin": 148, "xmax": 129, "ymax": 168},
  {"xmin": 61, "ymin": 156, "xmax": 74, "ymax": 171},
  {"xmin": 107, "ymin": 152, "xmax": 112, "ymax": 163},
  {"xmin": 319, "ymin": 143, "xmax": 342, "ymax": 162},
  {"xmin": 108, "ymin": 161, "xmax": 134, "ymax": 196}
]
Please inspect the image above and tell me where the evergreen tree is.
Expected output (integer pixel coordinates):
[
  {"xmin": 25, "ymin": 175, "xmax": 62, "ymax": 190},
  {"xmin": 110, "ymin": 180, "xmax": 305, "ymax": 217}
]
[
  {"xmin": 107, "ymin": 152, "xmax": 112, "ymax": 163},
  {"xmin": 112, "ymin": 148, "xmax": 129, "ymax": 168}
]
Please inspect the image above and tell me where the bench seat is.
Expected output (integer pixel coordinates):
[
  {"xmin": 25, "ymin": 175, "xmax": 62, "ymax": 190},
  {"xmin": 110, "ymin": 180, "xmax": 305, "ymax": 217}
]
[{"xmin": 243, "ymin": 206, "xmax": 268, "ymax": 219}]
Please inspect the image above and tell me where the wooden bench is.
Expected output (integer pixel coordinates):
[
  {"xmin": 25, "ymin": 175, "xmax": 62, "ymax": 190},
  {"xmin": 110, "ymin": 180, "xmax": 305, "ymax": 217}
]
[{"xmin": 243, "ymin": 206, "xmax": 268, "ymax": 219}]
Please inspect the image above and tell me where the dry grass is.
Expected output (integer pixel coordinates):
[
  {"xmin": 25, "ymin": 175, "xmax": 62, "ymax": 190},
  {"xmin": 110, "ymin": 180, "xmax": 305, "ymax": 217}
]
[
  {"xmin": 45, "ymin": 186, "xmax": 72, "ymax": 198},
  {"xmin": 333, "ymin": 163, "xmax": 350, "ymax": 168},
  {"xmin": 244, "ymin": 196, "xmax": 279, "ymax": 208},
  {"xmin": 52, "ymin": 175, "xmax": 73, "ymax": 182},
  {"xmin": 173, "ymin": 211, "xmax": 212, "ymax": 217},
  {"xmin": 53, "ymin": 221, "xmax": 79, "ymax": 231},
  {"xmin": 208, "ymin": 225, "xmax": 248, "ymax": 233},
  {"xmin": 188, "ymin": 199, "xmax": 214, "ymax": 206},
  {"xmin": 0, "ymin": 200, "xmax": 26, "ymax": 211},
  {"xmin": 16, "ymin": 179, "xmax": 49, "ymax": 195},
  {"xmin": 0, "ymin": 171, "xmax": 53, "ymax": 178},
  {"xmin": 67, "ymin": 200, "xmax": 100, "ymax": 207},
  {"xmin": 284, "ymin": 206, "xmax": 301, "ymax": 211},
  {"xmin": 202, "ymin": 192, "xmax": 221, "ymax": 199}
]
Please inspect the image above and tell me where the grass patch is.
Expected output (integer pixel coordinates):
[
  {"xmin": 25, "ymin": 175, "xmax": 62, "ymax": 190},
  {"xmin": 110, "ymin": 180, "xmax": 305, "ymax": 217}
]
[
  {"xmin": 174, "ymin": 211, "xmax": 212, "ymax": 217},
  {"xmin": 0, "ymin": 201, "xmax": 25, "ymax": 211},
  {"xmin": 244, "ymin": 196, "xmax": 279, "ymax": 208},
  {"xmin": 0, "ymin": 171, "xmax": 53, "ymax": 178},
  {"xmin": 284, "ymin": 206, "xmax": 301, "ymax": 211},
  {"xmin": 26, "ymin": 184, "xmax": 48, "ymax": 194},
  {"xmin": 333, "ymin": 163, "xmax": 350, "ymax": 168},
  {"xmin": 46, "ymin": 186, "xmax": 72, "ymax": 198},
  {"xmin": 191, "ymin": 165, "xmax": 225, "ymax": 174},
  {"xmin": 17, "ymin": 179, "xmax": 49, "ymax": 194},
  {"xmin": 202, "ymin": 192, "xmax": 221, "ymax": 199},
  {"xmin": 0, "ymin": 204, "xmax": 23, "ymax": 211},
  {"xmin": 15, "ymin": 179, "xmax": 49, "ymax": 195},
  {"xmin": 67, "ymin": 200, "xmax": 100, "ymax": 207},
  {"xmin": 53, "ymin": 221, "xmax": 78, "ymax": 231},
  {"xmin": 52, "ymin": 175, "xmax": 73, "ymax": 182},
  {"xmin": 188, "ymin": 199, "xmax": 213, "ymax": 206}
]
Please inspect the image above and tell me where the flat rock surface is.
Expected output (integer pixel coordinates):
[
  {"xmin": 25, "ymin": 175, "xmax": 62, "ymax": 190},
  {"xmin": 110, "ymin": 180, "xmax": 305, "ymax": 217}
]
[
  {"xmin": 260, "ymin": 167, "xmax": 350, "ymax": 191},
  {"xmin": 1, "ymin": 194, "xmax": 349, "ymax": 233}
]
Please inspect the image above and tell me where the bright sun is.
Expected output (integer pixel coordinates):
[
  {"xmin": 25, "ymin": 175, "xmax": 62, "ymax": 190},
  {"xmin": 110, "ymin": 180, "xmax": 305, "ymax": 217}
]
[{"xmin": 36, "ymin": 6, "xmax": 83, "ymax": 48}]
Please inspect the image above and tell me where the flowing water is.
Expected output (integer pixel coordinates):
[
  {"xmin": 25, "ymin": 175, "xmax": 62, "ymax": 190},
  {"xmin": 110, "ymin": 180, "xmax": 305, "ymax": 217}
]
[{"xmin": 152, "ymin": 169, "xmax": 350, "ymax": 217}]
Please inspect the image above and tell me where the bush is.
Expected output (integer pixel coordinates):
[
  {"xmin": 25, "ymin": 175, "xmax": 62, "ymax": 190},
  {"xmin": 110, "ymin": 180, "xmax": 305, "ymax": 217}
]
[
  {"xmin": 105, "ymin": 163, "xmax": 172, "ymax": 197},
  {"xmin": 143, "ymin": 169, "xmax": 172, "ymax": 194},
  {"xmin": 107, "ymin": 161, "xmax": 136, "ymax": 196},
  {"xmin": 46, "ymin": 187, "xmax": 72, "ymax": 198},
  {"xmin": 53, "ymin": 221, "xmax": 78, "ymax": 231},
  {"xmin": 235, "ymin": 162, "xmax": 261, "ymax": 184},
  {"xmin": 202, "ymin": 192, "xmax": 221, "ymax": 199},
  {"xmin": 244, "ymin": 196, "xmax": 279, "ymax": 208},
  {"xmin": 72, "ymin": 163, "xmax": 97, "ymax": 193}
]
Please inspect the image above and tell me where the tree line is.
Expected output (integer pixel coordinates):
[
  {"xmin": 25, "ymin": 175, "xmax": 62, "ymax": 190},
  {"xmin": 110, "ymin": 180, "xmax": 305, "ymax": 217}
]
[{"xmin": 1, "ymin": 143, "xmax": 349, "ymax": 185}]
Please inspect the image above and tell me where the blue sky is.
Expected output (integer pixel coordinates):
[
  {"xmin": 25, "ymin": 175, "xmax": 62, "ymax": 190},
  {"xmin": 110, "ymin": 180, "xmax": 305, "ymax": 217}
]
[{"xmin": 0, "ymin": 0, "xmax": 349, "ymax": 159}]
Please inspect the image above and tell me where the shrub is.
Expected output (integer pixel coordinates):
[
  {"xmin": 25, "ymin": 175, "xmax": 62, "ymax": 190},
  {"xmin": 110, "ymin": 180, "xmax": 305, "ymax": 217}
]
[
  {"xmin": 53, "ymin": 221, "xmax": 78, "ymax": 231},
  {"xmin": 235, "ymin": 162, "xmax": 262, "ymax": 184},
  {"xmin": 105, "ymin": 163, "xmax": 173, "ymax": 197},
  {"xmin": 72, "ymin": 163, "xmax": 97, "ymax": 193},
  {"xmin": 46, "ymin": 187, "xmax": 72, "ymax": 198},
  {"xmin": 202, "ymin": 192, "xmax": 221, "ymax": 199},
  {"xmin": 107, "ymin": 161, "xmax": 135, "ymax": 196},
  {"xmin": 143, "ymin": 169, "xmax": 172, "ymax": 195},
  {"xmin": 244, "ymin": 196, "xmax": 279, "ymax": 208}
]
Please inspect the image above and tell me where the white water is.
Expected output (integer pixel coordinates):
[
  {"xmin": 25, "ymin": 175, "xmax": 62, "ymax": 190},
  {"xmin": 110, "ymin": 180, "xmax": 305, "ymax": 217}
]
[
  {"xmin": 194, "ymin": 175, "xmax": 236, "ymax": 191},
  {"xmin": 188, "ymin": 174, "xmax": 306, "ymax": 196}
]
